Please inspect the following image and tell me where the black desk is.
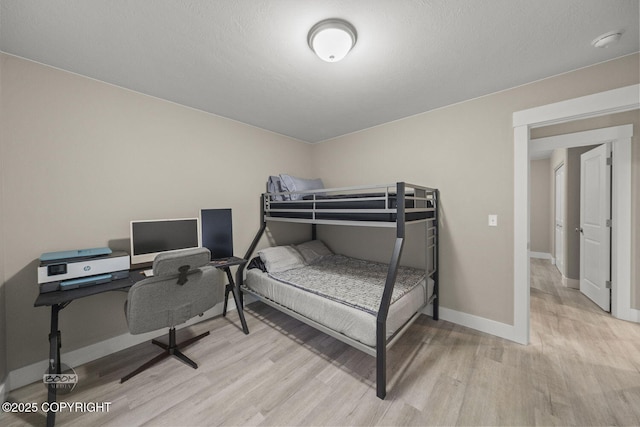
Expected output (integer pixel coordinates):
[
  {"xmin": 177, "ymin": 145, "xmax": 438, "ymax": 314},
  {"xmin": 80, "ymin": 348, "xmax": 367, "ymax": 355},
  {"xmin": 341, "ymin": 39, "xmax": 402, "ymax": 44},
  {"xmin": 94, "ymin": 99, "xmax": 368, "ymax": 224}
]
[
  {"xmin": 34, "ymin": 270, "xmax": 143, "ymax": 427},
  {"xmin": 211, "ymin": 256, "xmax": 249, "ymax": 334},
  {"xmin": 34, "ymin": 257, "xmax": 248, "ymax": 427}
]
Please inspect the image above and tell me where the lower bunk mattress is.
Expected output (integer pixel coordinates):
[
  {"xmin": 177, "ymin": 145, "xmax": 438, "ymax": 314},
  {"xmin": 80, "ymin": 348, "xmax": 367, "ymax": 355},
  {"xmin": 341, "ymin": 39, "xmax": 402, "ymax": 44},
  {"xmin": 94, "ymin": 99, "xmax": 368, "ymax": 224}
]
[{"xmin": 243, "ymin": 256, "xmax": 434, "ymax": 348}]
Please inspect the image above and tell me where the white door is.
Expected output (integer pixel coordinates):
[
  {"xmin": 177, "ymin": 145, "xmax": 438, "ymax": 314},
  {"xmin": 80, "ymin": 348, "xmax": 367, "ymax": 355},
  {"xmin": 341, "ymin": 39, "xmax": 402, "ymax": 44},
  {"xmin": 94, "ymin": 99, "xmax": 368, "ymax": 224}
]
[
  {"xmin": 580, "ymin": 144, "xmax": 611, "ymax": 311},
  {"xmin": 554, "ymin": 164, "xmax": 565, "ymax": 276}
]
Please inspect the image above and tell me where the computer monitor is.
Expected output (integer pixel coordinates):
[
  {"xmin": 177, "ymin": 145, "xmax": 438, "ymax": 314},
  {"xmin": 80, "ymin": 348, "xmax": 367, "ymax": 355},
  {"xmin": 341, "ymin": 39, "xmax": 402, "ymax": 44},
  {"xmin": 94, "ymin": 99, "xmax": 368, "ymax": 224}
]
[
  {"xmin": 129, "ymin": 218, "xmax": 201, "ymax": 265},
  {"xmin": 200, "ymin": 208, "xmax": 233, "ymax": 260}
]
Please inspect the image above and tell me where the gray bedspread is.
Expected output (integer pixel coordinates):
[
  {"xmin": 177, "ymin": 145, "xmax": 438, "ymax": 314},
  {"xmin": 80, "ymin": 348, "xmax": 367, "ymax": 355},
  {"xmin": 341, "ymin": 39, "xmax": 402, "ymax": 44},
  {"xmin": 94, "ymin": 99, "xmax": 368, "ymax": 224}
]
[{"xmin": 268, "ymin": 255, "xmax": 426, "ymax": 315}]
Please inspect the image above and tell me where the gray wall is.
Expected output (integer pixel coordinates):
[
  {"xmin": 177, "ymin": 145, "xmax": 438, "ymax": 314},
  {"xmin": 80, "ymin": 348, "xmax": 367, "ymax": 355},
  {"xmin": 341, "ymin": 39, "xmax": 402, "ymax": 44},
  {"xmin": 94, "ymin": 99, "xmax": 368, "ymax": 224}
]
[
  {"xmin": 530, "ymin": 158, "xmax": 551, "ymax": 254},
  {"xmin": 1, "ymin": 51, "xmax": 638, "ymax": 378},
  {"xmin": 311, "ymin": 54, "xmax": 639, "ymax": 326},
  {"xmin": 0, "ymin": 53, "xmax": 314, "ymax": 372}
]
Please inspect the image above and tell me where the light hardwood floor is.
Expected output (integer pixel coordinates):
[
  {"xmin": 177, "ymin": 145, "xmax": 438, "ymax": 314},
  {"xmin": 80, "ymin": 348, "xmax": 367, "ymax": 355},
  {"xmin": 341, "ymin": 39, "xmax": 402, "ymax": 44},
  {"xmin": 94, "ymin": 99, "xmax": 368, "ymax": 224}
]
[{"xmin": 3, "ymin": 258, "xmax": 640, "ymax": 426}]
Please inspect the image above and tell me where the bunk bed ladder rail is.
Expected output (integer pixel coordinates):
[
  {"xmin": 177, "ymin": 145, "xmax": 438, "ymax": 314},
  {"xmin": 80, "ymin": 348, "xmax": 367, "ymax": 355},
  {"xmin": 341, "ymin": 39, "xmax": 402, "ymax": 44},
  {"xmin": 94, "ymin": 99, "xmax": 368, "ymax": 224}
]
[
  {"xmin": 375, "ymin": 182, "xmax": 406, "ymax": 399},
  {"xmin": 433, "ymin": 189, "xmax": 439, "ymax": 320},
  {"xmin": 236, "ymin": 194, "xmax": 267, "ymax": 297},
  {"xmin": 423, "ymin": 188, "xmax": 439, "ymax": 320}
]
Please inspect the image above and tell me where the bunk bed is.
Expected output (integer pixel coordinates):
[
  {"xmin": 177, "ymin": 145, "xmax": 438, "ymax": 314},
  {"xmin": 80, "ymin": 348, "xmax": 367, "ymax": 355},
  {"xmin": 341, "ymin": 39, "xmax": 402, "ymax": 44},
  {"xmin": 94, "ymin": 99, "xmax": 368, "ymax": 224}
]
[{"xmin": 236, "ymin": 181, "xmax": 439, "ymax": 399}]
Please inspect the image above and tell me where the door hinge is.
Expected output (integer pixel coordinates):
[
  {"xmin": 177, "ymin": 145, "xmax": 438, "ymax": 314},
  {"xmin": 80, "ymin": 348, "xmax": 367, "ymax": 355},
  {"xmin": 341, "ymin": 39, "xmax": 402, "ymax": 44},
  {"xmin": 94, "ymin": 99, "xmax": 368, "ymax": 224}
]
[
  {"xmin": 606, "ymin": 156, "xmax": 612, "ymax": 166},
  {"xmin": 606, "ymin": 219, "xmax": 612, "ymax": 227},
  {"xmin": 605, "ymin": 280, "xmax": 612, "ymax": 289}
]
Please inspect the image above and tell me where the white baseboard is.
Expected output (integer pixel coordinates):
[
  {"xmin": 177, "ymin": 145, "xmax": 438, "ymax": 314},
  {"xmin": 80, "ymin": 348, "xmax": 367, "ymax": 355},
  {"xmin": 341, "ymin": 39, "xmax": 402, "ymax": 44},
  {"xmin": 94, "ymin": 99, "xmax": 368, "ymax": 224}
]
[
  {"xmin": 439, "ymin": 306, "xmax": 519, "ymax": 343},
  {"xmin": 529, "ymin": 251, "xmax": 552, "ymax": 260},
  {"xmin": 562, "ymin": 276, "xmax": 580, "ymax": 289},
  {"xmin": 8, "ymin": 299, "xmax": 244, "ymax": 391},
  {"xmin": 0, "ymin": 378, "xmax": 7, "ymax": 403}
]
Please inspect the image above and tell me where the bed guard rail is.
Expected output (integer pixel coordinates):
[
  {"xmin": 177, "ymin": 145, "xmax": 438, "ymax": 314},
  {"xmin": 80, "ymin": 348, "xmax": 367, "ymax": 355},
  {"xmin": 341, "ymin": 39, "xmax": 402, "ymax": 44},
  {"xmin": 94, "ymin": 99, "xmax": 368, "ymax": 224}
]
[{"xmin": 263, "ymin": 182, "xmax": 437, "ymax": 227}]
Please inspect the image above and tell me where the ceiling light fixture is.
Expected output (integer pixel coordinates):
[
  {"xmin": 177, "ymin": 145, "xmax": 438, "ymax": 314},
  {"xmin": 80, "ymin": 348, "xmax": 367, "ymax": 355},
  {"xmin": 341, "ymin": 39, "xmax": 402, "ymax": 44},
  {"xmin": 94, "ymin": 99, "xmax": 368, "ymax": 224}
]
[
  {"xmin": 308, "ymin": 18, "xmax": 357, "ymax": 62},
  {"xmin": 591, "ymin": 30, "xmax": 623, "ymax": 48}
]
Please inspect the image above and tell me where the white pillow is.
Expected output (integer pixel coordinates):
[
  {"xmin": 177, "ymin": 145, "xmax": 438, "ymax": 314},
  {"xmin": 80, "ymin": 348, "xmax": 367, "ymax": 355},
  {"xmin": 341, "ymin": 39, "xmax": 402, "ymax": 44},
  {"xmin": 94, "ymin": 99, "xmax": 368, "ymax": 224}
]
[
  {"xmin": 279, "ymin": 174, "xmax": 324, "ymax": 200},
  {"xmin": 257, "ymin": 245, "xmax": 306, "ymax": 273},
  {"xmin": 295, "ymin": 240, "xmax": 333, "ymax": 264}
]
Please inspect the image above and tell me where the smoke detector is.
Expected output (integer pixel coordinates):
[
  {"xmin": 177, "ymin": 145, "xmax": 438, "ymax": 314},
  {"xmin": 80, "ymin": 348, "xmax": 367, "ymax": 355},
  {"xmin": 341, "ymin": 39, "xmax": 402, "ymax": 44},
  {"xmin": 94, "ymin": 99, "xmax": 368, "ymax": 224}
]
[{"xmin": 592, "ymin": 31, "xmax": 623, "ymax": 48}]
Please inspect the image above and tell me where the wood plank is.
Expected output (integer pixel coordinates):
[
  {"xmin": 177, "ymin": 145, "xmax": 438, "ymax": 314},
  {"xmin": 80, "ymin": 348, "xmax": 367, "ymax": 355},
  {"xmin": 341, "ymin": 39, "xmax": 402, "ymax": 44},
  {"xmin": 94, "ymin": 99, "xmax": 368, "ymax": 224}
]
[{"xmin": 3, "ymin": 259, "xmax": 640, "ymax": 426}]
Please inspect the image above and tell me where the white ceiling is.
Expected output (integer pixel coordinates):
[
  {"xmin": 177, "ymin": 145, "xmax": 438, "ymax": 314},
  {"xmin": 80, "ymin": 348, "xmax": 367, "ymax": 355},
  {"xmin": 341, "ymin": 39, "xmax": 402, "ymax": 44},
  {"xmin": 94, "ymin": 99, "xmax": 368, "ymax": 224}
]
[{"xmin": 1, "ymin": 0, "xmax": 638, "ymax": 143}]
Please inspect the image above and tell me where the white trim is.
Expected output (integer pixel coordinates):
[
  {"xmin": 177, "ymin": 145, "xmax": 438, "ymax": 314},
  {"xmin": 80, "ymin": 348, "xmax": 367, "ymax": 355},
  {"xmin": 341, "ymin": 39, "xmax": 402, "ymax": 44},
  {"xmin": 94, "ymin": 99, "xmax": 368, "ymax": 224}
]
[
  {"xmin": 0, "ymin": 380, "xmax": 7, "ymax": 403},
  {"xmin": 513, "ymin": 125, "xmax": 530, "ymax": 344},
  {"xmin": 439, "ymin": 307, "xmax": 517, "ymax": 342},
  {"xmin": 553, "ymin": 163, "xmax": 566, "ymax": 277},
  {"xmin": 562, "ymin": 276, "xmax": 580, "ymax": 289},
  {"xmin": 514, "ymin": 84, "xmax": 640, "ymax": 345},
  {"xmin": 529, "ymin": 252, "xmax": 552, "ymax": 260},
  {"xmin": 8, "ymin": 298, "xmax": 250, "ymax": 390},
  {"xmin": 553, "ymin": 161, "xmax": 565, "ymax": 173},
  {"xmin": 514, "ymin": 84, "xmax": 640, "ymax": 128},
  {"xmin": 611, "ymin": 137, "xmax": 637, "ymax": 322},
  {"xmin": 530, "ymin": 125, "xmax": 633, "ymax": 155}
]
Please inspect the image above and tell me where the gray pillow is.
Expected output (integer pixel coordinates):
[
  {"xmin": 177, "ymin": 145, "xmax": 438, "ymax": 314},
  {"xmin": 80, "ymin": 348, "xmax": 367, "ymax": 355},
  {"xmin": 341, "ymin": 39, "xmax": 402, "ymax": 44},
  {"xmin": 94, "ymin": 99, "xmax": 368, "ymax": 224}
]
[
  {"xmin": 295, "ymin": 240, "xmax": 333, "ymax": 264},
  {"xmin": 257, "ymin": 245, "xmax": 306, "ymax": 273},
  {"xmin": 267, "ymin": 175, "xmax": 285, "ymax": 201},
  {"xmin": 279, "ymin": 174, "xmax": 325, "ymax": 201}
]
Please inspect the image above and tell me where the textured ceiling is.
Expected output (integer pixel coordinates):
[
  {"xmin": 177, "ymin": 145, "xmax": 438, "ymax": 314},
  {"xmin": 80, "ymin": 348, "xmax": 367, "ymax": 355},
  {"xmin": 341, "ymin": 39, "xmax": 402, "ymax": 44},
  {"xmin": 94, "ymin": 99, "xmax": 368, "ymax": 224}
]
[{"xmin": 1, "ymin": 0, "xmax": 638, "ymax": 143}]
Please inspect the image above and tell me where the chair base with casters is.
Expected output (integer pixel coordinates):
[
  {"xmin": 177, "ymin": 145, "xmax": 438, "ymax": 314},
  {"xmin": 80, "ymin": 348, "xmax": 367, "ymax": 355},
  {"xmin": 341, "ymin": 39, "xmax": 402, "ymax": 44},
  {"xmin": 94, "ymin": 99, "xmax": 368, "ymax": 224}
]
[
  {"xmin": 120, "ymin": 327, "xmax": 210, "ymax": 383},
  {"xmin": 121, "ymin": 248, "xmax": 223, "ymax": 384}
]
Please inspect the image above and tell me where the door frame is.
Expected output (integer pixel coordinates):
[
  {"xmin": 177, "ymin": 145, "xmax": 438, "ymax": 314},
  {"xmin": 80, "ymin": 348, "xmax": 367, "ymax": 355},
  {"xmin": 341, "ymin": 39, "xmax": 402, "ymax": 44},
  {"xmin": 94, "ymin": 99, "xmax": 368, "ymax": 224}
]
[
  {"xmin": 553, "ymin": 162, "xmax": 565, "ymax": 275},
  {"xmin": 513, "ymin": 84, "xmax": 639, "ymax": 345}
]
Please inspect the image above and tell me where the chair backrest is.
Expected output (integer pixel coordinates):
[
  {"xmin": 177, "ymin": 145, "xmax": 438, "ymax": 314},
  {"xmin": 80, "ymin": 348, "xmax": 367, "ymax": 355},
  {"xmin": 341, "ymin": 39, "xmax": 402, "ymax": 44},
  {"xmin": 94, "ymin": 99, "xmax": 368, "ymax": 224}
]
[{"xmin": 125, "ymin": 248, "xmax": 223, "ymax": 335}]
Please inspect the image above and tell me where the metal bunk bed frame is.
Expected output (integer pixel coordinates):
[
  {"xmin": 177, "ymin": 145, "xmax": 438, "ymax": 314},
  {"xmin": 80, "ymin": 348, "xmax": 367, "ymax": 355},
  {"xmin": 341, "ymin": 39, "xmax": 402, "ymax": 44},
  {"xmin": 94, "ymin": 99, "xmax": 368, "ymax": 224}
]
[{"xmin": 236, "ymin": 182, "xmax": 439, "ymax": 399}]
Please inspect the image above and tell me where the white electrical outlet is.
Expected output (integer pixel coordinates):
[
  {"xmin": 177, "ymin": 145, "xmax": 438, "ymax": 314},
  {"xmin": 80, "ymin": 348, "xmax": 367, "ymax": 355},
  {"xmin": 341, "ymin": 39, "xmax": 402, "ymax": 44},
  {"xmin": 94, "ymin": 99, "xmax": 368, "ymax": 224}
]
[{"xmin": 489, "ymin": 214, "xmax": 498, "ymax": 227}]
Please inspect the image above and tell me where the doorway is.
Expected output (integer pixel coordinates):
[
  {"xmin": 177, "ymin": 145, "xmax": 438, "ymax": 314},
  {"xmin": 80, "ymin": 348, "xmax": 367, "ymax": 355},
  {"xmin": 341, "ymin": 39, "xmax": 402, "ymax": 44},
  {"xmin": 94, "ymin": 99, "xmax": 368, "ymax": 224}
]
[
  {"xmin": 530, "ymin": 128, "xmax": 624, "ymax": 315},
  {"xmin": 532, "ymin": 140, "xmax": 613, "ymax": 314},
  {"xmin": 513, "ymin": 84, "xmax": 639, "ymax": 345}
]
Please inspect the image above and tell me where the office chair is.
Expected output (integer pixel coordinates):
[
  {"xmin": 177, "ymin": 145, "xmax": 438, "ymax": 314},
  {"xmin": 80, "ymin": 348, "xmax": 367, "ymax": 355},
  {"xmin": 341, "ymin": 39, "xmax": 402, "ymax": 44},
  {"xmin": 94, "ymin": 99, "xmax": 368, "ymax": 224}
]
[{"xmin": 121, "ymin": 247, "xmax": 222, "ymax": 383}]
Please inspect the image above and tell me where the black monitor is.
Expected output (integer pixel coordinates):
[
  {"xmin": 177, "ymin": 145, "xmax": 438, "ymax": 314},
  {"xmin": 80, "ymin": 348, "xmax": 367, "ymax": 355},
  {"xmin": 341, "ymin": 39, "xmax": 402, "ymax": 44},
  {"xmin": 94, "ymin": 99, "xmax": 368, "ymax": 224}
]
[{"xmin": 200, "ymin": 209, "xmax": 233, "ymax": 260}]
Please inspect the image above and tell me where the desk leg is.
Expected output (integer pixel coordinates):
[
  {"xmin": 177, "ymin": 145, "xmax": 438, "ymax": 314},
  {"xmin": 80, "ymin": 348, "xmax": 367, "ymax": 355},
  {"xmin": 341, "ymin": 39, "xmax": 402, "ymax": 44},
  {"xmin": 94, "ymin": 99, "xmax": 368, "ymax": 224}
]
[
  {"xmin": 46, "ymin": 304, "xmax": 61, "ymax": 427},
  {"xmin": 222, "ymin": 284, "xmax": 230, "ymax": 317},
  {"xmin": 222, "ymin": 267, "xmax": 249, "ymax": 334}
]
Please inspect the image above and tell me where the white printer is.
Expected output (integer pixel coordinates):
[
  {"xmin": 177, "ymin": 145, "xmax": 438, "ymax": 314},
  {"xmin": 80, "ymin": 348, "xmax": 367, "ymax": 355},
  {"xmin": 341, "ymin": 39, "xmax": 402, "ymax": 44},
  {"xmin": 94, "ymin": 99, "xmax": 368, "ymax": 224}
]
[{"xmin": 38, "ymin": 247, "xmax": 130, "ymax": 293}]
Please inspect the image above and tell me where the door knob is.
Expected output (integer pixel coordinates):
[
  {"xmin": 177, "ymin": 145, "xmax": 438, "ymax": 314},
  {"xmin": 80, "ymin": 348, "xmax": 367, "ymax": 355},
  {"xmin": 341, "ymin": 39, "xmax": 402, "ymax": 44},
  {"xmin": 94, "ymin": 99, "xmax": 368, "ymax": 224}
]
[{"xmin": 575, "ymin": 227, "xmax": 584, "ymax": 234}]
